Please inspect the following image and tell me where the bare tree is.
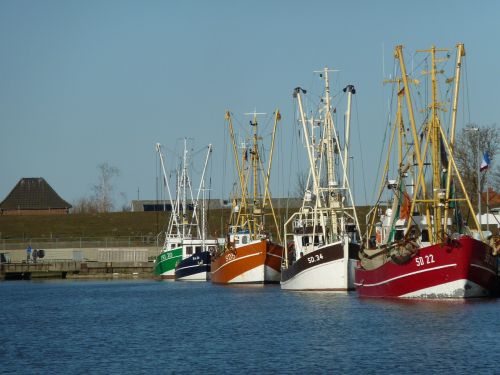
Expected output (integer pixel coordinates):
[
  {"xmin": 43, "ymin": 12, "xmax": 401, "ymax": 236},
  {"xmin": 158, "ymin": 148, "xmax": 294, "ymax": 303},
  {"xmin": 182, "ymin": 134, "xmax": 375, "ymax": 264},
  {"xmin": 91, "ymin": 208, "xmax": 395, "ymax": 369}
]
[
  {"xmin": 92, "ymin": 163, "xmax": 120, "ymax": 212},
  {"xmin": 120, "ymin": 192, "xmax": 131, "ymax": 212},
  {"xmin": 71, "ymin": 197, "xmax": 99, "ymax": 214},
  {"xmin": 295, "ymin": 170, "xmax": 309, "ymax": 197},
  {"xmin": 454, "ymin": 124, "xmax": 499, "ymax": 207}
]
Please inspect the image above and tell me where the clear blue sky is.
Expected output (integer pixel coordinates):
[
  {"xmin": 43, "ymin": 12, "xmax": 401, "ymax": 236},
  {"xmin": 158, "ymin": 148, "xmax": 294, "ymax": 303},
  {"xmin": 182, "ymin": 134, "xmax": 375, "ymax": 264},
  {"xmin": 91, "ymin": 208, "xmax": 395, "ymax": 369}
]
[{"xmin": 1, "ymin": 0, "xmax": 498, "ymax": 208}]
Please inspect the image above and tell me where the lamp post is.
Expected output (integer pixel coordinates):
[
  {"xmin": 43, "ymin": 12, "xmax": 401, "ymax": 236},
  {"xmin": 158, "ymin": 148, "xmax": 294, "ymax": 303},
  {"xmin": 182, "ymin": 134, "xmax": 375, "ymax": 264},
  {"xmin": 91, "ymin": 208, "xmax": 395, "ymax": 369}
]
[{"xmin": 465, "ymin": 127, "xmax": 480, "ymax": 229}]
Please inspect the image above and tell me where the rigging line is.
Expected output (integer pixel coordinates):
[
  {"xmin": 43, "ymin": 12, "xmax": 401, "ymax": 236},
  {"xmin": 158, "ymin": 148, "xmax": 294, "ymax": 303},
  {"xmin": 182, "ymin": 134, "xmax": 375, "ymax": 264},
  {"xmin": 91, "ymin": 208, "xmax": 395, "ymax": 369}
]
[
  {"xmin": 277, "ymin": 110, "xmax": 284, "ymax": 220},
  {"xmin": 373, "ymin": 60, "xmax": 397, "ymax": 204},
  {"xmin": 231, "ymin": 114, "xmax": 249, "ymax": 150},
  {"xmin": 287, "ymin": 98, "xmax": 297, "ymax": 214},
  {"xmin": 464, "ymin": 57, "xmax": 471, "ymax": 125},
  {"xmin": 354, "ymin": 95, "xmax": 368, "ymax": 205},
  {"xmin": 409, "ymin": 51, "xmax": 428, "ymax": 77},
  {"xmin": 207, "ymin": 156, "xmax": 213, "ymax": 236},
  {"xmin": 222, "ymin": 114, "xmax": 228, "ymax": 230},
  {"xmin": 261, "ymin": 112, "xmax": 274, "ymax": 136},
  {"xmin": 461, "ymin": 61, "xmax": 466, "ymax": 128}
]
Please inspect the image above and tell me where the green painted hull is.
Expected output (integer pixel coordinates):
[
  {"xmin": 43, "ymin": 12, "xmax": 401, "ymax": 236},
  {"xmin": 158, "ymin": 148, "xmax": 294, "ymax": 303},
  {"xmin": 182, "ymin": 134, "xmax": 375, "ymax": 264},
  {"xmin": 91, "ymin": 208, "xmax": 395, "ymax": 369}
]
[{"xmin": 154, "ymin": 247, "xmax": 183, "ymax": 278}]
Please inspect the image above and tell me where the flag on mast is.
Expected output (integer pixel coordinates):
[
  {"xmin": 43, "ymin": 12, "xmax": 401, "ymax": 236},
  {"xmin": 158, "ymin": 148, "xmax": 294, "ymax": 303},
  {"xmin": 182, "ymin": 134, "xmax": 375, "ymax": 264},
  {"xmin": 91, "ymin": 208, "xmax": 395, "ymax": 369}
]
[{"xmin": 480, "ymin": 151, "xmax": 491, "ymax": 172}]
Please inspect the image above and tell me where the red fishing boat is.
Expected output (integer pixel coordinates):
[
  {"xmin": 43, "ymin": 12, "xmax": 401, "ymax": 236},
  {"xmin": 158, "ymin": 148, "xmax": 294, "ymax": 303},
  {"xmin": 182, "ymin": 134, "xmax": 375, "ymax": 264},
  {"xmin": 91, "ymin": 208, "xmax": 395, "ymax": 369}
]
[{"xmin": 355, "ymin": 44, "xmax": 498, "ymax": 298}]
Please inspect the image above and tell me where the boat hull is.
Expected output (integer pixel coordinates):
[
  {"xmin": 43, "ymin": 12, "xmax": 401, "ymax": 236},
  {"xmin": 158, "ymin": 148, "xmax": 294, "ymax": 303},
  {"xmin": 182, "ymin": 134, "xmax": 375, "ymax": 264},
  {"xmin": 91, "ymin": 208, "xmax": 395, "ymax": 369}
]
[
  {"xmin": 153, "ymin": 247, "xmax": 183, "ymax": 280},
  {"xmin": 211, "ymin": 240, "xmax": 282, "ymax": 284},
  {"xmin": 281, "ymin": 243, "xmax": 359, "ymax": 291},
  {"xmin": 355, "ymin": 237, "xmax": 498, "ymax": 298},
  {"xmin": 175, "ymin": 251, "xmax": 211, "ymax": 281}
]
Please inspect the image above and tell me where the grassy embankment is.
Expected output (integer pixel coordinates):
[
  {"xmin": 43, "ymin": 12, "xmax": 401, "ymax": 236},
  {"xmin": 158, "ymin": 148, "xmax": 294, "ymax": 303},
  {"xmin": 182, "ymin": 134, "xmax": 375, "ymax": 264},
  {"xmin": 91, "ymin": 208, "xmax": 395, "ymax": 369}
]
[{"xmin": 0, "ymin": 206, "xmax": 372, "ymax": 242}]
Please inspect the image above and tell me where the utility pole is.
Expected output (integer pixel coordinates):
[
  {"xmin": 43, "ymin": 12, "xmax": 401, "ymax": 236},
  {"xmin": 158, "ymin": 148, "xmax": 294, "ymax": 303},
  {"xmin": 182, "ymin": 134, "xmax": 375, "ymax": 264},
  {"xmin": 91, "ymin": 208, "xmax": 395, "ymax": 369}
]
[{"xmin": 465, "ymin": 127, "xmax": 480, "ymax": 227}]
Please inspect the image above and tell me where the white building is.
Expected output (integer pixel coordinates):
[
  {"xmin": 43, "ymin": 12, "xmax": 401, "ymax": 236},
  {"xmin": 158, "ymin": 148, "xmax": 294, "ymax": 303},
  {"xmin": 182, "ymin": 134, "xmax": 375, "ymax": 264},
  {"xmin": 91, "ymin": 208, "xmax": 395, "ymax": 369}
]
[{"xmin": 477, "ymin": 208, "xmax": 500, "ymax": 229}]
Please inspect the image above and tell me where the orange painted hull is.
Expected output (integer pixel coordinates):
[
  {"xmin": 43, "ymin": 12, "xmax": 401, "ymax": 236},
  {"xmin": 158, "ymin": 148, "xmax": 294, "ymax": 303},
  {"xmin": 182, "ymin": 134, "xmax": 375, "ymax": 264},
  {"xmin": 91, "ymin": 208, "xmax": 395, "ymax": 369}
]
[{"xmin": 211, "ymin": 240, "xmax": 283, "ymax": 284}]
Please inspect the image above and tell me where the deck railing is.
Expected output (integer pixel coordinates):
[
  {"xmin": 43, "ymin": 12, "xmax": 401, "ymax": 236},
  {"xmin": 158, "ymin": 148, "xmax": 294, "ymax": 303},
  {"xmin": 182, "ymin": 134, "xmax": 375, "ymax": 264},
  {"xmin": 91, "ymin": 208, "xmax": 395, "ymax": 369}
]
[{"xmin": 0, "ymin": 236, "xmax": 159, "ymax": 250}]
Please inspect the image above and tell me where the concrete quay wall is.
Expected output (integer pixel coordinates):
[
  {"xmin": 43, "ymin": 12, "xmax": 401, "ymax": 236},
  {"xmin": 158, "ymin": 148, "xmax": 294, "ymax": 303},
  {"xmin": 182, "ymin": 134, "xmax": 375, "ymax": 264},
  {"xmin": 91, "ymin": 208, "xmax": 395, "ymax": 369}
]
[
  {"xmin": 1, "ymin": 260, "xmax": 154, "ymax": 280},
  {"xmin": 2, "ymin": 246, "xmax": 160, "ymax": 263},
  {"xmin": 0, "ymin": 247, "xmax": 160, "ymax": 280}
]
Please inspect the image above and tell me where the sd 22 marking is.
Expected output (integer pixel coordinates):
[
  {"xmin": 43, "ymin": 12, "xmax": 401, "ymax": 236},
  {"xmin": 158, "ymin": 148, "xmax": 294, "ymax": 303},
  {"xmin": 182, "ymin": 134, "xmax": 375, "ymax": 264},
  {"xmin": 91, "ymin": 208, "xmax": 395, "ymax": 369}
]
[{"xmin": 415, "ymin": 254, "xmax": 435, "ymax": 267}]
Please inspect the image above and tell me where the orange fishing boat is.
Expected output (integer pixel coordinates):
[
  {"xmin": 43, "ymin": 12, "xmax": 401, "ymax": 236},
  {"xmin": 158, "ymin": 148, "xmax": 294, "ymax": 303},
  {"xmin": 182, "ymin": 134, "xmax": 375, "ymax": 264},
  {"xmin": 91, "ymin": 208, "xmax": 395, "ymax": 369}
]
[
  {"xmin": 211, "ymin": 233, "xmax": 282, "ymax": 283},
  {"xmin": 211, "ymin": 110, "xmax": 283, "ymax": 284}
]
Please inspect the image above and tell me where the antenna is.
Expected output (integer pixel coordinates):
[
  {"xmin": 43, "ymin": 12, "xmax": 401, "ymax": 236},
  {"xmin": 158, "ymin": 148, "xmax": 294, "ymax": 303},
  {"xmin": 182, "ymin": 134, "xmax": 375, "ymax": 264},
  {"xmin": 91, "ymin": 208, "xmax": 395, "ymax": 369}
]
[
  {"xmin": 244, "ymin": 109, "xmax": 267, "ymax": 125},
  {"xmin": 382, "ymin": 42, "xmax": 385, "ymax": 79},
  {"xmin": 244, "ymin": 110, "xmax": 267, "ymax": 116}
]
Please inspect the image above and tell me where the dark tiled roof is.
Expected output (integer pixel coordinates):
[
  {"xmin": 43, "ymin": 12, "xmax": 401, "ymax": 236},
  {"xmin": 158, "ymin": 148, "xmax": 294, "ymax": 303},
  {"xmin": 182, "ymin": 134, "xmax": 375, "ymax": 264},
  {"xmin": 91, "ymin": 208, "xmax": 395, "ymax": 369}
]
[{"xmin": 0, "ymin": 178, "xmax": 72, "ymax": 210}]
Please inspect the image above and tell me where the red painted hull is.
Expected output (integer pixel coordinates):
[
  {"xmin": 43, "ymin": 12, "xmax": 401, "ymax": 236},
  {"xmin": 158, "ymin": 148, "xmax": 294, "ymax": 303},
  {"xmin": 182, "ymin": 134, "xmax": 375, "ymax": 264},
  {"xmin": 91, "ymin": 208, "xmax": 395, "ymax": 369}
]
[
  {"xmin": 211, "ymin": 240, "xmax": 282, "ymax": 284},
  {"xmin": 355, "ymin": 237, "xmax": 498, "ymax": 298}
]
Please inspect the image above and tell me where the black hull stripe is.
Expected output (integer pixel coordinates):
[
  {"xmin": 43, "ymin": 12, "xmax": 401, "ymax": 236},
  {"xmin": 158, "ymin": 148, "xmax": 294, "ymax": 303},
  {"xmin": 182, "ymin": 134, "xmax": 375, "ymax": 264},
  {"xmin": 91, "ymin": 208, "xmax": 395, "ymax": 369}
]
[
  {"xmin": 281, "ymin": 243, "xmax": 360, "ymax": 282},
  {"xmin": 175, "ymin": 252, "xmax": 212, "ymax": 279}
]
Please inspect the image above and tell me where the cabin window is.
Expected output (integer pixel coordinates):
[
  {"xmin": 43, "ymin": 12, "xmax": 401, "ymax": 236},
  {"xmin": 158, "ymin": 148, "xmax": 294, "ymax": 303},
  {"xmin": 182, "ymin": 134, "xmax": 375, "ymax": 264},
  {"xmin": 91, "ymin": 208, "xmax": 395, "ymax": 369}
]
[
  {"xmin": 421, "ymin": 230, "xmax": 429, "ymax": 242},
  {"xmin": 186, "ymin": 246, "xmax": 193, "ymax": 255},
  {"xmin": 394, "ymin": 230, "xmax": 404, "ymax": 241},
  {"xmin": 302, "ymin": 236, "xmax": 309, "ymax": 246},
  {"xmin": 195, "ymin": 246, "xmax": 202, "ymax": 254},
  {"xmin": 171, "ymin": 244, "xmax": 176, "ymax": 249},
  {"xmin": 349, "ymin": 231, "xmax": 360, "ymax": 243},
  {"xmin": 314, "ymin": 236, "xmax": 321, "ymax": 246},
  {"xmin": 242, "ymin": 236, "xmax": 248, "ymax": 244}
]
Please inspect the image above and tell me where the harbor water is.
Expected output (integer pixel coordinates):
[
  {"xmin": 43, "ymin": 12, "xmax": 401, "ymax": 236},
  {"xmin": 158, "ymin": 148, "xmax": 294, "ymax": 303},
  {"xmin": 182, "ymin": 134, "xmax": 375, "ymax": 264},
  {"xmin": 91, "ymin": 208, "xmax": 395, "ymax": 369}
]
[{"xmin": 1, "ymin": 280, "xmax": 499, "ymax": 374}]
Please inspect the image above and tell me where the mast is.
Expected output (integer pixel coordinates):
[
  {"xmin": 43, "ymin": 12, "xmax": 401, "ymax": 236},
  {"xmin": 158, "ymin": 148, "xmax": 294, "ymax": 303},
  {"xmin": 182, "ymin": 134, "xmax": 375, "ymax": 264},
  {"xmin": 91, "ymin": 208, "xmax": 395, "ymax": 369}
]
[
  {"xmin": 343, "ymin": 85, "xmax": 355, "ymax": 189},
  {"xmin": 192, "ymin": 144, "xmax": 213, "ymax": 239},
  {"xmin": 294, "ymin": 87, "xmax": 321, "ymax": 202},
  {"xmin": 396, "ymin": 44, "xmax": 482, "ymax": 242},
  {"xmin": 227, "ymin": 109, "xmax": 280, "ymax": 240},
  {"xmin": 156, "ymin": 143, "xmax": 179, "ymax": 234},
  {"xmin": 319, "ymin": 68, "xmax": 337, "ymax": 200},
  {"xmin": 250, "ymin": 112, "xmax": 261, "ymax": 235},
  {"xmin": 395, "ymin": 45, "xmax": 433, "ymax": 243},
  {"xmin": 431, "ymin": 45, "xmax": 443, "ymax": 240},
  {"xmin": 443, "ymin": 43, "xmax": 465, "ymax": 232},
  {"xmin": 227, "ymin": 111, "xmax": 247, "ymax": 231},
  {"xmin": 263, "ymin": 110, "xmax": 280, "ymax": 208},
  {"xmin": 366, "ymin": 79, "xmax": 402, "ymax": 244},
  {"xmin": 416, "ymin": 45, "xmax": 449, "ymax": 241},
  {"xmin": 181, "ymin": 138, "xmax": 188, "ymax": 238},
  {"xmin": 318, "ymin": 68, "xmax": 339, "ymax": 239},
  {"xmin": 261, "ymin": 110, "xmax": 282, "ymax": 242}
]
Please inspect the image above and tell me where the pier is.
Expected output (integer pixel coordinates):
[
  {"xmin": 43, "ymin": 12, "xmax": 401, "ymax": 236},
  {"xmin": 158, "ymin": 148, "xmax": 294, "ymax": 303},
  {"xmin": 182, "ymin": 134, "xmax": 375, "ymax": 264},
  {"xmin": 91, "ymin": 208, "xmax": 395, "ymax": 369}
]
[
  {"xmin": 0, "ymin": 261, "xmax": 154, "ymax": 280},
  {"xmin": 0, "ymin": 244, "xmax": 157, "ymax": 280}
]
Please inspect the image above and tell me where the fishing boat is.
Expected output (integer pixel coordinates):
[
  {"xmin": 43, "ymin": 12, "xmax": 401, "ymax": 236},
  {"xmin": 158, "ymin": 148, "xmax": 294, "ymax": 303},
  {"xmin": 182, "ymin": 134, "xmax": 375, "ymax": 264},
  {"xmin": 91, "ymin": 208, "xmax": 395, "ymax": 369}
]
[
  {"xmin": 281, "ymin": 68, "xmax": 362, "ymax": 291},
  {"xmin": 153, "ymin": 140, "xmax": 218, "ymax": 281},
  {"xmin": 355, "ymin": 44, "xmax": 499, "ymax": 298},
  {"xmin": 211, "ymin": 110, "xmax": 283, "ymax": 284}
]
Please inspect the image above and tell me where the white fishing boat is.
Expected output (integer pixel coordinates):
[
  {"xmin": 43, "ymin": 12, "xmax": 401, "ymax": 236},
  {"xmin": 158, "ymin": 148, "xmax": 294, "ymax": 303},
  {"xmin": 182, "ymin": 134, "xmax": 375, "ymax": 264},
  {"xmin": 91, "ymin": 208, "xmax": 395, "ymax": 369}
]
[
  {"xmin": 153, "ymin": 139, "xmax": 218, "ymax": 281},
  {"xmin": 281, "ymin": 69, "xmax": 362, "ymax": 291}
]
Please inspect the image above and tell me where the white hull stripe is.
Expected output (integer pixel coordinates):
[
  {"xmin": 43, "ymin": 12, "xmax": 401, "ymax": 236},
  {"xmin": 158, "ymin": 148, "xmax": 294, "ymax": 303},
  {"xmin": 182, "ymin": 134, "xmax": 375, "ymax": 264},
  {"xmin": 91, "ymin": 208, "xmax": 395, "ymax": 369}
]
[
  {"xmin": 355, "ymin": 263, "xmax": 457, "ymax": 287},
  {"xmin": 176, "ymin": 273, "xmax": 209, "ymax": 281},
  {"xmin": 267, "ymin": 252, "xmax": 283, "ymax": 260},
  {"xmin": 281, "ymin": 258, "xmax": 354, "ymax": 290},
  {"xmin": 176, "ymin": 264, "xmax": 207, "ymax": 271},
  {"xmin": 211, "ymin": 252, "xmax": 262, "ymax": 274},
  {"xmin": 228, "ymin": 264, "xmax": 280, "ymax": 283},
  {"xmin": 284, "ymin": 259, "xmax": 338, "ymax": 281},
  {"xmin": 157, "ymin": 254, "xmax": 183, "ymax": 264}
]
